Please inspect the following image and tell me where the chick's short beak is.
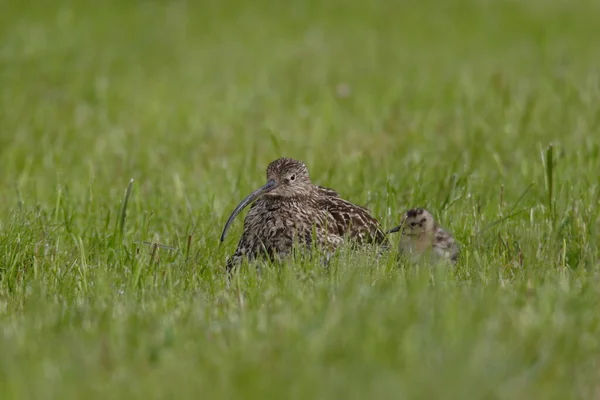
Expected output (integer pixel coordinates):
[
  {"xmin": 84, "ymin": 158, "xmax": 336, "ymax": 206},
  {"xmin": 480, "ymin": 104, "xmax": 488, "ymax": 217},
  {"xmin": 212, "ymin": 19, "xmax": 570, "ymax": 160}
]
[{"xmin": 386, "ymin": 225, "xmax": 403, "ymax": 234}]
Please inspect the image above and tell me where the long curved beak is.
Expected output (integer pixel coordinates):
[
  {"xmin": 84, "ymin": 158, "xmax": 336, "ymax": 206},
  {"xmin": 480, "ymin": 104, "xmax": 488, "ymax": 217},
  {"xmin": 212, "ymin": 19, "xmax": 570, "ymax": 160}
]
[{"xmin": 220, "ymin": 179, "xmax": 277, "ymax": 242}]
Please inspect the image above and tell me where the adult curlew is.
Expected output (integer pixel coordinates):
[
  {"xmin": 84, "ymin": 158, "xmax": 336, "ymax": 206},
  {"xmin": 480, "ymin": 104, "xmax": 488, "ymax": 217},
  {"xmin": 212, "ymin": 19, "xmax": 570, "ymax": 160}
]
[{"xmin": 220, "ymin": 157, "xmax": 387, "ymax": 271}]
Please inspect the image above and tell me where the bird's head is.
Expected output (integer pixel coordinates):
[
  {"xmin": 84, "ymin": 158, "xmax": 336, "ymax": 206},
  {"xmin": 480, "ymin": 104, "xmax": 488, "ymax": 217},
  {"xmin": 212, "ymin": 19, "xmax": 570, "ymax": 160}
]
[
  {"xmin": 220, "ymin": 157, "xmax": 313, "ymax": 242},
  {"xmin": 264, "ymin": 157, "xmax": 312, "ymax": 198},
  {"xmin": 387, "ymin": 208, "xmax": 436, "ymax": 237}
]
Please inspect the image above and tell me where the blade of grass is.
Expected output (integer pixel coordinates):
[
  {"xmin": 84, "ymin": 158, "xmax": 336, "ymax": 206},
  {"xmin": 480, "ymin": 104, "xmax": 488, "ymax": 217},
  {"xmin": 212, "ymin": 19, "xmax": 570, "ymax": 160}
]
[
  {"xmin": 542, "ymin": 143, "xmax": 555, "ymax": 220},
  {"xmin": 115, "ymin": 178, "xmax": 135, "ymax": 240}
]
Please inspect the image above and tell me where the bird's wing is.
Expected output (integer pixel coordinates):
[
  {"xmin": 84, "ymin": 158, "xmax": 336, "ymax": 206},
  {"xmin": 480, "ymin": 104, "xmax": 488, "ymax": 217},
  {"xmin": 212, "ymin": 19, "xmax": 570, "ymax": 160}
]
[
  {"xmin": 433, "ymin": 227, "xmax": 459, "ymax": 263},
  {"xmin": 317, "ymin": 195, "xmax": 388, "ymax": 246}
]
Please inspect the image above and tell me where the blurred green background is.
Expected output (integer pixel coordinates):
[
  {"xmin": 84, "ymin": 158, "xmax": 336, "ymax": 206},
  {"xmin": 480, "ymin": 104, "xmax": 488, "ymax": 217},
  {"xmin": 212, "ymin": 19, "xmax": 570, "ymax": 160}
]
[{"xmin": 1, "ymin": 0, "xmax": 599, "ymax": 398}]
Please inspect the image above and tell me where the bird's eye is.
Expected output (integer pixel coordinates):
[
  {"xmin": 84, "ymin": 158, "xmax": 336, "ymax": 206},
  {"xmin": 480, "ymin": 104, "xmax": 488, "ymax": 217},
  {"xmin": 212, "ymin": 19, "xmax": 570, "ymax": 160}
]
[
  {"xmin": 410, "ymin": 222, "xmax": 417, "ymax": 227},
  {"xmin": 289, "ymin": 174, "xmax": 296, "ymax": 181}
]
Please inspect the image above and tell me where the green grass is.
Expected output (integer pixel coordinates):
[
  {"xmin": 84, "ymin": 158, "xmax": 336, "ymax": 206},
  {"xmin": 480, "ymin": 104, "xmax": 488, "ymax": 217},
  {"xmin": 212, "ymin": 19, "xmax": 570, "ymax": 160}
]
[{"xmin": 1, "ymin": 0, "xmax": 600, "ymax": 398}]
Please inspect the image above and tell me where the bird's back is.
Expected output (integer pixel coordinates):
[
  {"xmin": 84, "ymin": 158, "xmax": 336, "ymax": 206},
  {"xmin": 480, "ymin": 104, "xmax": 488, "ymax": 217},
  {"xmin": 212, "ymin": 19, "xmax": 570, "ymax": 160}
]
[
  {"xmin": 316, "ymin": 185, "xmax": 341, "ymax": 198},
  {"xmin": 433, "ymin": 226, "xmax": 460, "ymax": 263},
  {"xmin": 316, "ymin": 190, "xmax": 387, "ymax": 246}
]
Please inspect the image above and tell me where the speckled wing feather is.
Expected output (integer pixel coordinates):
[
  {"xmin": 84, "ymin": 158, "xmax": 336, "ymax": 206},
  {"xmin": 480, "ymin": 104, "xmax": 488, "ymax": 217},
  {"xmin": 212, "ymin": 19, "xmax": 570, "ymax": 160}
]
[
  {"xmin": 433, "ymin": 226, "xmax": 459, "ymax": 263},
  {"xmin": 317, "ymin": 194, "xmax": 387, "ymax": 246}
]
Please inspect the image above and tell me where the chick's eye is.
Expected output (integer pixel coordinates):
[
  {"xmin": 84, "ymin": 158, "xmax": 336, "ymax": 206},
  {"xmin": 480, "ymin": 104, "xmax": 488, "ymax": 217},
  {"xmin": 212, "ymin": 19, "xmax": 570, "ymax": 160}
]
[
  {"xmin": 289, "ymin": 174, "xmax": 296, "ymax": 181},
  {"xmin": 410, "ymin": 222, "xmax": 417, "ymax": 227}
]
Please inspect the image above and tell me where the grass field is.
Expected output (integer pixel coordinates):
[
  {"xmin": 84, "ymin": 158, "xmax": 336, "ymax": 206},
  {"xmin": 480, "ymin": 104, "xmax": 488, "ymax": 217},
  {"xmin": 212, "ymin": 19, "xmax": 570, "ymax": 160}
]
[{"xmin": 1, "ymin": 0, "xmax": 600, "ymax": 398}]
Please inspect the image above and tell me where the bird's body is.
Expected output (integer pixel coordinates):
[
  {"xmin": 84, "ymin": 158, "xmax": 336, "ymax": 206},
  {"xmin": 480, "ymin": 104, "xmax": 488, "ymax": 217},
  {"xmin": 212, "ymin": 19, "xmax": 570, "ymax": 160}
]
[
  {"xmin": 221, "ymin": 158, "xmax": 387, "ymax": 271},
  {"xmin": 388, "ymin": 208, "xmax": 459, "ymax": 264}
]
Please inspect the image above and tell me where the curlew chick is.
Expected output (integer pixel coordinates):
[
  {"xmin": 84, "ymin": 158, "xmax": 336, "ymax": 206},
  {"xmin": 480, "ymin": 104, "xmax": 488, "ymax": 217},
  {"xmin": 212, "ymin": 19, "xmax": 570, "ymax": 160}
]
[
  {"xmin": 220, "ymin": 157, "xmax": 387, "ymax": 272},
  {"xmin": 387, "ymin": 208, "xmax": 459, "ymax": 264}
]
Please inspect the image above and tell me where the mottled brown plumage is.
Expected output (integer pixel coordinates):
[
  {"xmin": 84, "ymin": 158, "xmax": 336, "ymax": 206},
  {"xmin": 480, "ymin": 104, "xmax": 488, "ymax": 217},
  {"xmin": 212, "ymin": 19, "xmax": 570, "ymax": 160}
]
[
  {"xmin": 220, "ymin": 157, "xmax": 387, "ymax": 271},
  {"xmin": 387, "ymin": 208, "xmax": 459, "ymax": 264}
]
